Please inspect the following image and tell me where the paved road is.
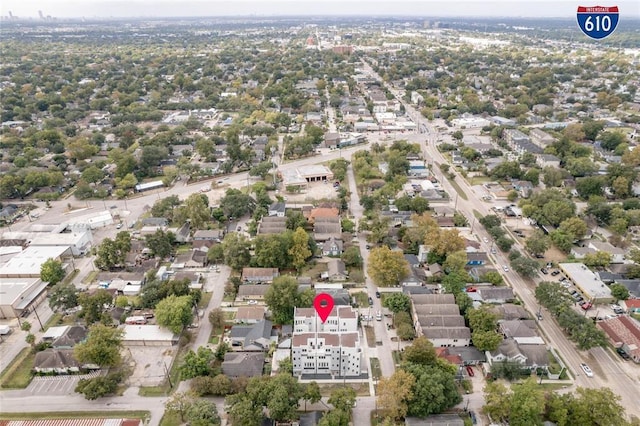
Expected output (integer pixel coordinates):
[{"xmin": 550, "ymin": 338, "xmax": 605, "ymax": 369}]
[{"xmin": 346, "ymin": 164, "xmax": 396, "ymax": 381}]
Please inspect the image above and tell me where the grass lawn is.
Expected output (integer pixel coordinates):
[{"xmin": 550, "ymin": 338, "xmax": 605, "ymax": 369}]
[
  {"xmin": 364, "ymin": 325, "xmax": 376, "ymax": 347},
  {"xmin": 159, "ymin": 411, "xmax": 181, "ymax": 426},
  {"xmin": 175, "ymin": 245, "xmax": 192, "ymax": 254},
  {"xmin": 44, "ymin": 313, "xmax": 63, "ymax": 330},
  {"xmin": 62, "ymin": 269, "xmax": 79, "ymax": 285},
  {"xmin": 447, "ymin": 176, "xmax": 469, "ymax": 201},
  {"xmin": 224, "ymin": 311, "xmax": 236, "ymax": 321},
  {"xmin": 82, "ymin": 270, "xmax": 99, "ymax": 285},
  {"xmin": 370, "ymin": 357, "xmax": 382, "ymax": 380},
  {"xmin": 547, "ymin": 350, "xmax": 562, "ymax": 375},
  {"xmin": 198, "ymin": 291, "xmax": 212, "ymax": 309},
  {"xmin": 319, "ymin": 382, "xmax": 369, "ymax": 397},
  {"xmin": 468, "ymin": 176, "xmax": 493, "ymax": 186},
  {"xmin": 0, "ymin": 411, "xmax": 150, "ymax": 421},
  {"xmin": 392, "ymin": 350, "xmax": 403, "ymax": 366},
  {"xmin": 223, "ymin": 293, "xmax": 235, "ymax": 303},
  {"xmin": 301, "ymin": 261, "xmax": 328, "ymax": 280},
  {"xmin": 0, "ymin": 347, "xmax": 34, "ymax": 389},
  {"xmin": 353, "ymin": 291, "xmax": 369, "ymax": 307}
]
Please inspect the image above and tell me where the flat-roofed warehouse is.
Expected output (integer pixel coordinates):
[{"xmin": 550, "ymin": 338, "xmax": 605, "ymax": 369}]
[
  {"xmin": 558, "ymin": 262, "xmax": 613, "ymax": 304},
  {"xmin": 0, "ymin": 245, "xmax": 72, "ymax": 278},
  {"xmin": 280, "ymin": 165, "xmax": 334, "ymax": 189},
  {"xmin": 0, "ymin": 277, "xmax": 48, "ymax": 319}
]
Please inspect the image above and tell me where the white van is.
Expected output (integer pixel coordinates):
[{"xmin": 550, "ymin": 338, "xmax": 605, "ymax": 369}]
[{"xmin": 0, "ymin": 325, "xmax": 11, "ymax": 335}]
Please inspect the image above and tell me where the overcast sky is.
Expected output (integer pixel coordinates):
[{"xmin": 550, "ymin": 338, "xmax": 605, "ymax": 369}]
[{"xmin": 2, "ymin": 0, "xmax": 639, "ymax": 19}]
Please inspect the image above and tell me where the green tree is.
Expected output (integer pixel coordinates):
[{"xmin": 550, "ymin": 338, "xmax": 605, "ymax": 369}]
[
  {"xmin": 144, "ymin": 229, "xmax": 175, "ymax": 258},
  {"xmin": 288, "ymin": 227, "xmax": 312, "ymax": 272},
  {"xmin": 40, "ymin": 258, "xmax": 65, "ymax": 285},
  {"xmin": 377, "ymin": 369, "xmax": 415, "ymax": 421},
  {"xmin": 341, "ymin": 246, "xmax": 362, "ymax": 267},
  {"xmin": 367, "ymin": 246, "xmax": 410, "ymax": 287},
  {"xmin": 165, "ymin": 391, "xmax": 195, "ymax": 422},
  {"xmin": 208, "ymin": 308, "xmax": 225, "ymax": 329},
  {"xmin": 510, "ymin": 256, "xmax": 539, "ymax": 277},
  {"xmin": 558, "ymin": 217, "xmax": 588, "ymax": 240},
  {"xmin": 180, "ymin": 347, "xmax": 214, "ymax": 379},
  {"xmin": 472, "ymin": 329, "xmax": 503, "ymax": 351},
  {"xmin": 78, "ymin": 289, "xmax": 113, "ymax": 324},
  {"xmin": 443, "ymin": 250, "xmax": 468, "ymax": 273},
  {"xmin": 566, "ymin": 387, "xmax": 629, "ymax": 426},
  {"xmin": 328, "ymin": 386, "xmax": 357, "ymax": 412},
  {"xmin": 48, "ymin": 282, "xmax": 79, "ymax": 311},
  {"xmin": 383, "ymin": 293, "xmax": 412, "ymax": 314},
  {"xmin": 525, "ymin": 230, "xmax": 550, "ymax": 256},
  {"xmin": 483, "ymin": 381, "xmax": 511, "ymax": 423},
  {"xmin": 75, "ymin": 371, "xmax": 122, "ymax": 400},
  {"xmin": 265, "ymin": 276, "xmax": 313, "ymax": 324},
  {"xmin": 403, "ymin": 337, "xmax": 437, "ymax": 366},
  {"xmin": 249, "ymin": 161, "xmax": 274, "ymax": 180},
  {"xmin": 186, "ymin": 399, "xmax": 221, "ymax": 426},
  {"xmin": 610, "ymin": 283, "xmax": 630, "ymax": 301},
  {"xmin": 222, "ymin": 233, "xmax": 252, "ymax": 271},
  {"xmin": 302, "ymin": 381, "xmax": 321, "ymax": 411},
  {"xmin": 509, "ymin": 378, "xmax": 545, "ymax": 426},
  {"xmin": 404, "ymin": 363, "xmax": 461, "ymax": 417},
  {"xmin": 583, "ymin": 251, "xmax": 612, "ymax": 268},
  {"xmin": 74, "ymin": 324, "xmax": 123, "ymax": 367},
  {"xmin": 155, "ymin": 294, "xmax": 194, "ymax": 334},
  {"xmin": 220, "ymin": 188, "xmax": 256, "ymax": 218},
  {"xmin": 174, "ymin": 193, "xmax": 212, "ymax": 229},
  {"xmin": 191, "ymin": 374, "xmax": 232, "ymax": 397},
  {"xmin": 94, "ymin": 232, "xmax": 131, "ymax": 270}
]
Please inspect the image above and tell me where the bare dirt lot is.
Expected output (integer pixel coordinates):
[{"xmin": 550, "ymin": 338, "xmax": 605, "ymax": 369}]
[
  {"xmin": 125, "ymin": 345, "xmax": 177, "ymax": 387},
  {"xmin": 282, "ymin": 180, "xmax": 339, "ymax": 204}
]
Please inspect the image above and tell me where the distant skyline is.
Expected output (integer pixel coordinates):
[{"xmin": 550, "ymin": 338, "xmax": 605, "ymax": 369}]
[{"xmin": 2, "ymin": 0, "xmax": 639, "ymax": 19}]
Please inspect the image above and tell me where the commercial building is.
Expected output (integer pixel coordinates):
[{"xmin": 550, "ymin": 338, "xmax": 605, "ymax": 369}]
[
  {"xmin": 558, "ymin": 263, "xmax": 613, "ymax": 304},
  {"xmin": 120, "ymin": 325, "xmax": 179, "ymax": 346},
  {"xmin": 0, "ymin": 245, "xmax": 71, "ymax": 278},
  {"xmin": 291, "ymin": 306, "xmax": 362, "ymax": 378},
  {"xmin": 0, "ymin": 277, "xmax": 48, "ymax": 319}
]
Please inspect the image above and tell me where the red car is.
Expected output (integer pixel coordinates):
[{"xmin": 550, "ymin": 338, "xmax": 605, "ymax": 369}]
[
  {"xmin": 466, "ymin": 366, "xmax": 475, "ymax": 377},
  {"xmin": 581, "ymin": 302, "xmax": 592, "ymax": 310}
]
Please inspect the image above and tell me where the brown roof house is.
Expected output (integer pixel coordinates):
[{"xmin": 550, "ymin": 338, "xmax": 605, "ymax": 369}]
[
  {"xmin": 174, "ymin": 249, "xmax": 207, "ymax": 268},
  {"xmin": 242, "ymin": 267, "xmax": 279, "ymax": 283},
  {"xmin": 598, "ymin": 316, "xmax": 640, "ymax": 363},
  {"xmin": 237, "ymin": 284, "xmax": 271, "ymax": 301},
  {"xmin": 235, "ymin": 306, "xmax": 266, "ymax": 324},
  {"xmin": 321, "ymin": 259, "xmax": 348, "ymax": 281}
]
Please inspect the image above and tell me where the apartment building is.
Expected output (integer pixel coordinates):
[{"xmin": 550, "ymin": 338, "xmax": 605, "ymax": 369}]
[{"xmin": 292, "ymin": 306, "xmax": 362, "ymax": 378}]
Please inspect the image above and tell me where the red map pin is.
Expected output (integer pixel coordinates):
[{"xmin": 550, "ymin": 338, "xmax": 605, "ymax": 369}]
[{"xmin": 314, "ymin": 293, "xmax": 335, "ymax": 323}]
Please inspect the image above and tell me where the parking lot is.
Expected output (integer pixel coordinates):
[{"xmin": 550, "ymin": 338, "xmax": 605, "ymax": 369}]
[{"xmin": 27, "ymin": 371, "xmax": 100, "ymax": 395}]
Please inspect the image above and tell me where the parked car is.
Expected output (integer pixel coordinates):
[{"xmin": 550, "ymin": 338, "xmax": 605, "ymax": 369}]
[
  {"xmin": 375, "ymin": 291, "xmax": 381, "ymax": 298},
  {"xmin": 551, "ymin": 270, "xmax": 560, "ymax": 276},
  {"xmin": 581, "ymin": 363, "xmax": 594, "ymax": 377},
  {"xmin": 116, "ymin": 222, "xmax": 123, "ymax": 229},
  {"xmin": 376, "ymin": 311, "xmax": 382, "ymax": 321},
  {"xmin": 540, "ymin": 268, "xmax": 548, "ymax": 274},
  {"xmin": 466, "ymin": 366, "xmax": 475, "ymax": 377},
  {"xmin": 617, "ymin": 348, "xmax": 630, "ymax": 360},
  {"xmin": 581, "ymin": 302, "xmax": 592, "ymax": 310},
  {"xmin": 368, "ymin": 297, "xmax": 373, "ymax": 306}
]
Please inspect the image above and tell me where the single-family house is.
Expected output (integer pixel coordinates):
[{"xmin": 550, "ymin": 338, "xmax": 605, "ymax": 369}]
[
  {"xmin": 242, "ymin": 267, "xmax": 279, "ymax": 283},
  {"xmin": 51, "ymin": 325, "xmax": 87, "ymax": 349},
  {"xmin": 477, "ymin": 287, "xmax": 515, "ymax": 304},
  {"xmin": 228, "ymin": 319, "xmax": 273, "ymax": 351},
  {"xmin": 192, "ymin": 229, "xmax": 224, "ymax": 242},
  {"xmin": 268, "ymin": 202, "xmax": 286, "ymax": 217},
  {"xmin": 486, "ymin": 338, "xmax": 549, "ymax": 370},
  {"xmin": 237, "ymin": 284, "xmax": 270, "ymax": 301},
  {"xmin": 33, "ymin": 349, "xmax": 83, "ymax": 374},
  {"xmin": 235, "ymin": 306, "xmax": 266, "ymax": 324},
  {"xmin": 587, "ymin": 241, "xmax": 626, "ymax": 263},
  {"xmin": 499, "ymin": 320, "xmax": 544, "ymax": 345},
  {"xmin": 175, "ymin": 249, "xmax": 207, "ymax": 268},
  {"xmin": 322, "ymin": 237, "xmax": 343, "ymax": 257},
  {"xmin": 466, "ymin": 252, "xmax": 489, "ymax": 266},
  {"xmin": 322, "ymin": 259, "xmax": 349, "ymax": 281},
  {"xmin": 222, "ymin": 352, "xmax": 266, "ymax": 378}
]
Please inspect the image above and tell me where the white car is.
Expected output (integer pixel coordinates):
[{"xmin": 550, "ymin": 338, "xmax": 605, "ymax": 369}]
[
  {"xmin": 581, "ymin": 363, "xmax": 594, "ymax": 377},
  {"xmin": 502, "ymin": 266, "xmax": 509, "ymax": 272},
  {"xmin": 483, "ymin": 237, "xmax": 489, "ymax": 243}
]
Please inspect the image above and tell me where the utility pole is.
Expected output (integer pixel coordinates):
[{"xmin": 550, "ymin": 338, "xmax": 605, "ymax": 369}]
[{"xmin": 164, "ymin": 362, "xmax": 173, "ymax": 388}]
